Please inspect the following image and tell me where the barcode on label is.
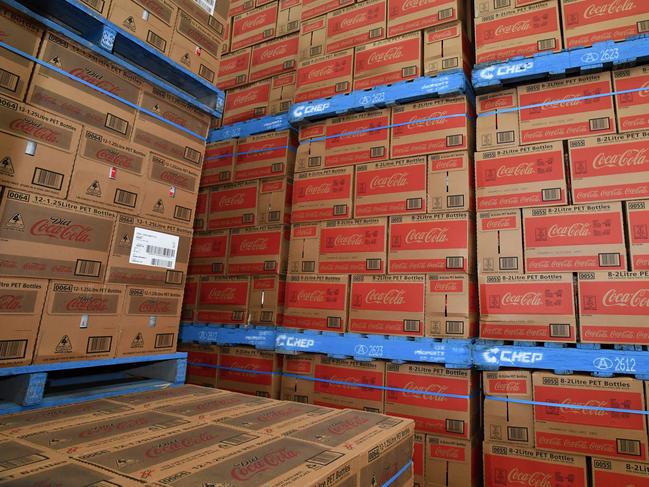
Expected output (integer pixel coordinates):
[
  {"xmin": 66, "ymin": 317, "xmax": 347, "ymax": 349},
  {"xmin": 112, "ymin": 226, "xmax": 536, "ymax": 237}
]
[
  {"xmin": 550, "ymin": 324, "xmax": 571, "ymax": 338},
  {"xmin": 75, "ymin": 260, "xmax": 101, "ymax": 277},
  {"xmin": 212, "ymin": 263, "xmax": 224, "ymax": 273},
  {"xmin": 32, "ymin": 168, "xmax": 64, "ymax": 190},
  {"xmin": 232, "ymin": 310, "xmax": 244, "ymax": 321},
  {"xmin": 166, "ymin": 270, "xmax": 184, "ymax": 284},
  {"xmin": 302, "ymin": 261, "xmax": 316, "ymax": 272},
  {"xmin": 370, "ymin": 146, "xmax": 385, "ymax": 158},
  {"xmin": 438, "ymin": 7, "xmax": 453, "ymax": 19},
  {"xmin": 257, "ymin": 391, "xmax": 270, "ymax": 398},
  {"xmin": 244, "ymin": 0, "xmax": 254, "ymax": 7},
  {"xmin": 263, "ymin": 261, "xmax": 277, "ymax": 271},
  {"xmin": 295, "ymin": 394, "xmax": 309, "ymax": 403},
  {"xmin": 442, "ymin": 58, "xmax": 458, "ymax": 69},
  {"xmin": 268, "ymin": 210, "xmax": 280, "ymax": 222},
  {"xmin": 147, "ymin": 245, "xmax": 176, "ymax": 258},
  {"xmin": 508, "ymin": 426, "xmax": 528, "ymax": 442},
  {"xmin": 589, "ymin": 117, "xmax": 610, "ymax": 131},
  {"xmin": 537, "ymin": 38, "xmax": 556, "ymax": 51},
  {"xmin": 495, "ymin": 0, "xmax": 511, "ymax": 7},
  {"xmin": 115, "ymin": 189, "xmax": 137, "ymax": 208},
  {"xmin": 310, "ymin": 46, "xmax": 322, "ymax": 57},
  {"xmin": 333, "ymin": 204, "xmax": 347, "ymax": 216},
  {"xmin": 271, "ymin": 162, "xmax": 283, "ymax": 173},
  {"xmin": 406, "ymin": 198, "xmax": 423, "ymax": 210},
  {"xmin": 279, "ymin": 101, "xmax": 291, "ymax": 112},
  {"xmin": 542, "ymin": 188, "xmax": 562, "ymax": 202},
  {"xmin": 0, "ymin": 339, "xmax": 27, "ymax": 360},
  {"xmin": 369, "ymin": 28, "xmax": 383, "ymax": 39},
  {"xmin": 87, "ymin": 336, "xmax": 112, "ymax": 354},
  {"xmin": 446, "ymin": 134, "xmax": 463, "ymax": 147},
  {"xmin": 403, "ymin": 320, "xmax": 421, "ymax": 333},
  {"xmin": 287, "ymin": 20, "xmax": 300, "ymax": 31},
  {"xmin": 446, "ymin": 257, "xmax": 464, "ymax": 269},
  {"xmin": 174, "ymin": 206, "xmax": 192, "ymax": 222},
  {"xmin": 617, "ymin": 439, "xmax": 641, "ymax": 456},
  {"xmin": 147, "ymin": 31, "xmax": 167, "ymax": 52},
  {"xmin": 447, "ymin": 195, "xmax": 464, "ymax": 208},
  {"xmin": 243, "ymin": 213, "xmax": 254, "ymax": 223},
  {"xmin": 0, "ymin": 453, "xmax": 47, "ymax": 471},
  {"xmin": 155, "ymin": 333, "xmax": 175, "ymax": 349},
  {"xmin": 151, "ymin": 258, "xmax": 173, "ymax": 268},
  {"xmin": 599, "ymin": 253, "xmax": 620, "ymax": 267},
  {"xmin": 236, "ymin": 74, "xmax": 247, "ymax": 83},
  {"xmin": 260, "ymin": 311, "xmax": 274, "ymax": 322},
  {"xmin": 220, "ymin": 170, "xmax": 231, "ymax": 181},
  {"xmin": 308, "ymin": 450, "xmax": 344, "ymax": 466},
  {"xmin": 199, "ymin": 65, "xmax": 215, "ymax": 83},
  {"xmin": 327, "ymin": 316, "xmax": 341, "ymax": 328},
  {"xmin": 105, "ymin": 113, "xmax": 129, "ymax": 135},
  {"xmin": 263, "ymin": 29, "xmax": 274, "ymax": 38},
  {"xmin": 446, "ymin": 321, "xmax": 464, "ymax": 335},
  {"xmin": 0, "ymin": 69, "xmax": 18, "ymax": 92},
  {"xmin": 308, "ymin": 156, "xmax": 322, "ymax": 167},
  {"xmin": 254, "ymin": 107, "xmax": 266, "ymax": 116},
  {"xmin": 221, "ymin": 433, "xmax": 257, "ymax": 446},
  {"xmin": 638, "ymin": 20, "xmax": 649, "ymax": 33},
  {"xmin": 402, "ymin": 66, "xmax": 417, "ymax": 78},
  {"xmin": 335, "ymin": 81, "xmax": 349, "ymax": 92},
  {"xmin": 446, "ymin": 419, "xmax": 464, "ymax": 434},
  {"xmin": 366, "ymin": 258, "xmax": 382, "ymax": 270},
  {"xmin": 500, "ymin": 257, "xmax": 518, "ymax": 271},
  {"xmin": 184, "ymin": 147, "xmax": 202, "ymax": 164},
  {"xmin": 497, "ymin": 131, "xmax": 515, "ymax": 144},
  {"xmin": 283, "ymin": 60, "xmax": 296, "ymax": 69}
]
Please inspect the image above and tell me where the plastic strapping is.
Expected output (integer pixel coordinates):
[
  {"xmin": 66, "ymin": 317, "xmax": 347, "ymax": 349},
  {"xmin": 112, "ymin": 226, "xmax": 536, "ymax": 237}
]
[
  {"xmin": 0, "ymin": 40, "xmax": 207, "ymax": 141},
  {"xmin": 383, "ymin": 460, "xmax": 413, "ymax": 487},
  {"xmin": 485, "ymin": 395, "xmax": 649, "ymax": 415}
]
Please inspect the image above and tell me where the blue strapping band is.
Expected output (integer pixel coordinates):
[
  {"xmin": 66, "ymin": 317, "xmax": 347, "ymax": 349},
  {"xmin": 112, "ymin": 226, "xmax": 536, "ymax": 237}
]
[
  {"xmin": 0, "ymin": 40, "xmax": 207, "ymax": 141},
  {"xmin": 383, "ymin": 460, "xmax": 412, "ymax": 487},
  {"xmin": 485, "ymin": 395, "xmax": 649, "ymax": 415}
]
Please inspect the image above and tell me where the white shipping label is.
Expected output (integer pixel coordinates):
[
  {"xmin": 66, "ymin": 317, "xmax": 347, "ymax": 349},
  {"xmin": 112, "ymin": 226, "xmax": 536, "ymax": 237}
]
[{"xmin": 129, "ymin": 227, "xmax": 179, "ymax": 269}]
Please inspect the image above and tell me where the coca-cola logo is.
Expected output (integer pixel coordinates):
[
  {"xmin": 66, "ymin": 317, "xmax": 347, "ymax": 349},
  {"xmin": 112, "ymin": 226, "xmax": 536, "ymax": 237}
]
[
  {"xmin": 308, "ymin": 65, "xmax": 334, "ymax": 80},
  {"xmin": 602, "ymin": 288, "xmax": 649, "ymax": 307},
  {"xmin": 637, "ymin": 80, "xmax": 649, "ymax": 98},
  {"xmin": 560, "ymin": 398, "xmax": 607, "ymax": 416},
  {"xmin": 9, "ymin": 118, "xmax": 59, "ymax": 144},
  {"xmin": 406, "ymin": 112, "xmax": 448, "ymax": 129},
  {"xmin": 305, "ymin": 183, "xmax": 331, "ymax": 195},
  {"xmin": 547, "ymin": 223, "xmax": 591, "ymax": 238},
  {"xmin": 208, "ymin": 287, "xmax": 236, "ymax": 301},
  {"xmin": 0, "ymin": 295, "xmax": 23, "ymax": 311},
  {"xmin": 365, "ymin": 288, "xmax": 406, "ymax": 305},
  {"xmin": 404, "ymin": 227, "xmax": 448, "ymax": 244},
  {"xmin": 230, "ymin": 448, "xmax": 299, "ymax": 481},
  {"xmin": 492, "ymin": 381, "xmax": 523, "ymax": 393},
  {"xmin": 339, "ymin": 13, "xmax": 368, "ymax": 28},
  {"xmin": 160, "ymin": 171, "xmax": 190, "ymax": 187},
  {"xmin": 592, "ymin": 148, "xmax": 648, "ymax": 170},
  {"xmin": 240, "ymin": 238, "xmax": 269, "ymax": 252},
  {"xmin": 541, "ymin": 96, "xmax": 581, "ymax": 111},
  {"xmin": 232, "ymin": 90, "xmax": 260, "ymax": 106},
  {"xmin": 261, "ymin": 45, "xmax": 288, "ymax": 60},
  {"xmin": 66, "ymin": 296, "xmax": 109, "ymax": 312},
  {"xmin": 507, "ymin": 468, "xmax": 553, "ymax": 487},
  {"xmin": 242, "ymin": 15, "xmax": 266, "ymax": 30},
  {"xmin": 583, "ymin": 0, "xmax": 635, "ymax": 19},
  {"xmin": 402, "ymin": 381, "xmax": 448, "ymax": 402},
  {"xmin": 495, "ymin": 21, "xmax": 531, "ymax": 36},
  {"xmin": 334, "ymin": 233, "xmax": 364, "ymax": 246},
  {"xmin": 484, "ymin": 217, "xmax": 514, "ymax": 230},
  {"xmin": 138, "ymin": 300, "xmax": 171, "ymax": 313},
  {"xmin": 68, "ymin": 68, "xmax": 121, "ymax": 95},
  {"xmin": 369, "ymin": 172, "xmax": 408, "ymax": 190},
  {"xmin": 367, "ymin": 47, "xmax": 403, "ymax": 66},
  {"xmin": 502, "ymin": 292, "xmax": 543, "ymax": 307},
  {"xmin": 296, "ymin": 289, "xmax": 326, "ymax": 302},
  {"xmin": 30, "ymin": 219, "xmax": 92, "ymax": 243},
  {"xmin": 400, "ymin": 0, "xmax": 440, "ymax": 12},
  {"xmin": 218, "ymin": 193, "xmax": 245, "ymax": 208},
  {"xmin": 328, "ymin": 416, "xmax": 368, "ymax": 434},
  {"xmin": 96, "ymin": 148, "xmax": 134, "ymax": 169},
  {"xmin": 145, "ymin": 432, "xmax": 216, "ymax": 458},
  {"xmin": 496, "ymin": 162, "xmax": 535, "ymax": 178}
]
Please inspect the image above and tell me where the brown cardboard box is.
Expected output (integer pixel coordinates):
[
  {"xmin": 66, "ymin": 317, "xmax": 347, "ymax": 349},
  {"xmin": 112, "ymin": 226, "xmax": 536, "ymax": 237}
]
[
  {"xmin": 353, "ymin": 32, "xmax": 421, "ymax": 91},
  {"xmin": 217, "ymin": 345, "xmax": 283, "ymax": 398},
  {"xmin": 181, "ymin": 274, "xmax": 199, "ymax": 321},
  {"xmin": 479, "ymin": 273, "xmax": 577, "ymax": 342},
  {"xmin": 202, "ymin": 139, "xmax": 235, "ymax": 186},
  {"xmin": 428, "ymin": 151, "xmax": 473, "ymax": 213},
  {"xmin": 34, "ymin": 281, "xmax": 124, "ymax": 363},
  {"xmin": 193, "ymin": 186, "xmax": 208, "ymax": 231},
  {"xmin": 0, "ymin": 277, "xmax": 47, "ymax": 367},
  {"xmin": 151, "ymin": 388, "xmax": 275, "ymax": 418},
  {"xmin": 277, "ymin": 0, "xmax": 302, "ymax": 35},
  {"xmin": 614, "ymin": 65, "xmax": 649, "ymax": 134},
  {"xmin": 568, "ymin": 131, "xmax": 649, "ymax": 204},
  {"xmin": 292, "ymin": 166, "xmax": 354, "ymax": 223},
  {"xmin": 475, "ymin": 1, "xmax": 561, "ymax": 65},
  {"xmin": 207, "ymin": 179, "xmax": 258, "ymax": 230},
  {"xmin": 196, "ymin": 275, "xmax": 250, "ymax": 323},
  {"xmin": 296, "ymin": 109, "xmax": 390, "ymax": 172},
  {"xmin": 349, "ymin": 274, "xmax": 426, "ymax": 337},
  {"xmin": 170, "ymin": 11, "xmax": 221, "ymax": 84},
  {"xmin": 522, "ymin": 203, "xmax": 627, "ymax": 272},
  {"xmin": 413, "ymin": 432, "xmax": 425, "ymax": 487},
  {"xmin": 230, "ymin": 0, "xmax": 257, "ymax": 17},
  {"xmin": 231, "ymin": 2, "xmax": 278, "ymax": 51},
  {"xmin": 258, "ymin": 177, "xmax": 293, "ymax": 225},
  {"xmin": 388, "ymin": 212, "xmax": 475, "ymax": 274},
  {"xmin": 223, "ymin": 79, "xmax": 272, "ymax": 125},
  {"xmin": 227, "ymin": 224, "xmax": 290, "ymax": 275},
  {"xmin": 180, "ymin": 341, "xmax": 219, "ymax": 386},
  {"xmin": 0, "ymin": 438, "xmax": 62, "ymax": 480},
  {"xmin": 269, "ymin": 70, "xmax": 297, "ymax": 114},
  {"xmin": 281, "ymin": 352, "xmax": 317, "ymax": 402},
  {"xmin": 533, "ymin": 372, "xmax": 648, "ymax": 461},
  {"xmin": 387, "ymin": 0, "xmax": 465, "ymax": 37},
  {"xmin": 424, "ymin": 21, "xmax": 472, "ymax": 78},
  {"xmin": 476, "ymin": 142, "xmax": 568, "ymax": 211},
  {"xmin": 390, "ymin": 96, "xmax": 473, "ymax": 158},
  {"xmin": 217, "ymin": 48, "xmax": 252, "ymax": 90},
  {"xmin": 474, "ymin": 0, "xmax": 546, "ymax": 16},
  {"xmin": 100, "ymin": 383, "xmax": 223, "ymax": 408},
  {"xmin": 0, "ymin": 188, "xmax": 115, "ymax": 281},
  {"xmin": 108, "ymin": 0, "xmax": 177, "ymax": 54},
  {"xmin": 234, "ymin": 129, "xmax": 297, "ymax": 181},
  {"xmin": 251, "ymin": 34, "xmax": 299, "ymax": 82},
  {"xmin": 517, "ymin": 72, "xmax": 616, "ymax": 145},
  {"xmin": 79, "ymin": 0, "xmax": 112, "ymax": 15},
  {"xmin": 283, "ymin": 274, "xmax": 349, "ymax": 330},
  {"xmin": 174, "ymin": 0, "xmax": 228, "ymax": 42},
  {"xmin": 483, "ymin": 370, "xmax": 534, "ymax": 447},
  {"xmin": 106, "ymin": 214, "xmax": 192, "ymax": 288},
  {"xmin": 425, "ymin": 274, "xmax": 477, "ymax": 338},
  {"xmin": 249, "ymin": 275, "xmax": 286, "ymax": 324},
  {"xmin": 425, "ymin": 435, "xmax": 481, "ymax": 487},
  {"xmin": 477, "ymin": 209, "xmax": 524, "ymax": 274},
  {"xmin": 188, "ymin": 230, "xmax": 228, "ymax": 276},
  {"xmin": 627, "ymin": 200, "xmax": 649, "ymax": 271},
  {"xmin": 0, "ymin": 5, "xmax": 43, "ymax": 101},
  {"xmin": 294, "ymin": 48, "xmax": 354, "ymax": 102},
  {"xmin": 354, "ymin": 156, "xmax": 427, "ymax": 218},
  {"xmin": 476, "ymin": 89, "xmax": 519, "ymax": 151},
  {"xmin": 301, "ymin": 0, "xmax": 354, "ymax": 20},
  {"xmin": 592, "ymin": 458, "xmax": 649, "ymax": 486},
  {"xmin": 0, "ymin": 95, "xmax": 81, "ymax": 199}
]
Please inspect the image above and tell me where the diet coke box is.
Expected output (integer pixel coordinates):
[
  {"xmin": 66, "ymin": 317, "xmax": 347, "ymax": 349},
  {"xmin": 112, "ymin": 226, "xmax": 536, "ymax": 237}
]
[
  {"xmin": 533, "ymin": 371, "xmax": 649, "ymax": 461},
  {"xmin": 476, "ymin": 89, "xmax": 520, "ymax": 151},
  {"xmin": 354, "ymin": 156, "xmax": 427, "ymax": 218},
  {"xmin": 479, "ymin": 273, "xmax": 577, "ymax": 342},
  {"xmin": 475, "ymin": 141, "xmax": 568, "ymax": 210},
  {"xmin": 217, "ymin": 48, "xmax": 251, "ymax": 90},
  {"xmin": 613, "ymin": 65, "xmax": 649, "ymax": 134},
  {"xmin": 223, "ymin": 79, "xmax": 272, "ymax": 126},
  {"xmin": 483, "ymin": 443, "xmax": 588, "ymax": 487},
  {"xmin": 561, "ymin": 0, "xmax": 649, "ymax": 48},
  {"xmin": 568, "ymin": 131, "xmax": 649, "ymax": 204},
  {"xmin": 227, "ymin": 224, "xmax": 290, "ymax": 275},
  {"xmin": 517, "ymin": 72, "xmax": 616, "ymax": 145},
  {"xmin": 477, "ymin": 209, "xmax": 524, "ymax": 274},
  {"xmin": 231, "ymin": 3, "xmax": 278, "ymax": 51},
  {"xmin": 425, "ymin": 436, "xmax": 481, "ymax": 487},
  {"xmin": 194, "ymin": 187, "xmax": 208, "ymax": 231},
  {"xmin": 627, "ymin": 200, "xmax": 649, "ymax": 271},
  {"xmin": 353, "ymin": 32, "xmax": 421, "ymax": 91},
  {"xmin": 296, "ymin": 109, "xmax": 390, "ymax": 172},
  {"xmin": 202, "ymin": 139, "xmax": 236, "ymax": 187},
  {"xmin": 390, "ymin": 96, "xmax": 473, "ymax": 158},
  {"xmin": 592, "ymin": 458, "xmax": 649, "ymax": 487},
  {"xmin": 292, "ymin": 166, "xmax": 354, "ymax": 223},
  {"xmin": 250, "ymin": 34, "xmax": 299, "ymax": 82},
  {"xmin": 196, "ymin": 275, "xmax": 250, "ymax": 324},
  {"xmin": 207, "ymin": 180, "xmax": 258, "ymax": 230},
  {"xmin": 475, "ymin": 0, "xmax": 547, "ymax": 16},
  {"xmin": 424, "ymin": 21, "xmax": 473, "ymax": 78},
  {"xmin": 428, "ymin": 151, "xmax": 474, "ymax": 213},
  {"xmin": 475, "ymin": 0, "xmax": 561, "ymax": 65},
  {"xmin": 425, "ymin": 274, "xmax": 477, "ymax": 338},
  {"xmin": 258, "ymin": 176, "xmax": 293, "ymax": 225},
  {"xmin": 578, "ymin": 271, "xmax": 649, "ymax": 344},
  {"xmin": 301, "ymin": 0, "xmax": 354, "ymax": 20},
  {"xmin": 388, "ymin": 212, "xmax": 474, "ymax": 274},
  {"xmin": 387, "ymin": 0, "xmax": 464, "ymax": 37},
  {"xmin": 234, "ymin": 129, "xmax": 298, "ymax": 181},
  {"xmin": 523, "ymin": 203, "xmax": 626, "ymax": 272},
  {"xmin": 283, "ymin": 274, "xmax": 349, "ymax": 330},
  {"xmin": 188, "ymin": 230, "xmax": 228, "ymax": 275},
  {"xmin": 249, "ymin": 275, "xmax": 285, "ymax": 325},
  {"xmin": 349, "ymin": 274, "xmax": 426, "ymax": 337},
  {"xmin": 294, "ymin": 49, "xmax": 354, "ymax": 103}
]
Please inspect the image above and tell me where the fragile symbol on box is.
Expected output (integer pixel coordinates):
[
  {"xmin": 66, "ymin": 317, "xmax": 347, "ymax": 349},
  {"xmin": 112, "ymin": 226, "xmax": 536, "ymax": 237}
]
[{"xmin": 129, "ymin": 227, "xmax": 179, "ymax": 269}]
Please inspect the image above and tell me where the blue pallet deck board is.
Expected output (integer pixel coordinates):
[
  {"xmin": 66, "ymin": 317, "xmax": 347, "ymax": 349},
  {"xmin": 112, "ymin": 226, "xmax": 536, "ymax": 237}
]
[{"xmin": 208, "ymin": 113, "xmax": 294, "ymax": 142}]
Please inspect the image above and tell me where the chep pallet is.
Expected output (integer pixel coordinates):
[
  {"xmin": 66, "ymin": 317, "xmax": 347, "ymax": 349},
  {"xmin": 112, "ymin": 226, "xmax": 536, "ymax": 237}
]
[
  {"xmin": 0, "ymin": 352, "xmax": 187, "ymax": 415},
  {"xmin": 208, "ymin": 113, "xmax": 294, "ymax": 142}
]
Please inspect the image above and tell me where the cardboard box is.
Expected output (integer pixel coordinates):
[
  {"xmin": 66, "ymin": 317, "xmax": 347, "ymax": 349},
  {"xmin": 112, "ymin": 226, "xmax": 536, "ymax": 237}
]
[
  {"xmin": 477, "ymin": 209, "xmax": 524, "ymax": 274},
  {"xmin": 0, "ymin": 188, "xmax": 115, "ymax": 281},
  {"xmin": 174, "ymin": 0, "xmax": 228, "ymax": 43},
  {"xmin": 424, "ymin": 21, "xmax": 472, "ymax": 78},
  {"xmin": 614, "ymin": 65, "xmax": 649, "ymax": 134},
  {"xmin": 413, "ymin": 432, "xmax": 425, "ymax": 487},
  {"xmin": 169, "ymin": 11, "xmax": 220, "ymax": 84},
  {"xmin": 561, "ymin": 0, "xmax": 649, "ymax": 48},
  {"xmin": 0, "ymin": 277, "xmax": 47, "ymax": 367},
  {"xmin": 385, "ymin": 363, "xmax": 478, "ymax": 438},
  {"xmin": 425, "ymin": 435, "xmax": 481, "ymax": 487},
  {"xmin": 218, "ymin": 345, "xmax": 283, "ymax": 398},
  {"xmin": 181, "ymin": 274, "xmax": 199, "ymax": 321},
  {"xmin": 475, "ymin": 1, "xmax": 561, "ymax": 65},
  {"xmin": 354, "ymin": 156, "xmax": 427, "ymax": 218},
  {"xmin": 592, "ymin": 458, "xmax": 649, "ymax": 487},
  {"xmin": 106, "ymin": 214, "xmax": 192, "ymax": 288},
  {"xmin": 627, "ymin": 200, "xmax": 649, "ymax": 271},
  {"xmin": 296, "ymin": 109, "xmax": 390, "ymax": 172},
  {"xmin": 292, "ymin": 166, "xmax": 354, "ymax": 223},
  {"xmin": 517, "ymin": 72, "xmax": 616, "ymax": 145},
  {"xmin": 483, "ymin": 370, "xmax": 534, "ymax": 446},
  {"xmin": 249, "ymin": 275, "xmax": 286, "ymax": 324},
  {"xmin": 258, "ymin": 176, "xmax": 293, "ymax": 225},
  {"xmin": 223, "ymin": 79, "xmax": 272, "ymax": 125},
  {"xmin": 230, "ymin": 0, "xmax": 256, "ymax": 17},
  {"xmin": 0, "ymin": 438, "xmax": 60, "ymax": 480},
  {"xmin": 388, "ymin": 212, "xmax": 474, "ymax": 274},
  {"xmin": 180, "ymin": 341, "xmax": 219, "ymax": 386},
  {"xmin": 34, "ymin": 281, "xmax": 124, "ymax": 363},
  {"xmin": 474, "ymin": 0, "xmax": 546, "ymax": 16},
  {"xmin": 476, "ymin": 89, "xmax": 519, "ymax": 151},
  {"xmin": 301, "ymin": 0, "xmax": 354, "ymax": 20},
  {"xmin": 390, "ymin": 96, "xmax": 473, "ymax": 158},
  {"xmin": 276, "ymin": 0, "xmax": 301, "ymax": 35},
  {"xmin": 294, "ymin": 49, "xmax": 354, "ymax": 102},
  {"xmin": 207, "ymin": 179, "xmax": 258, "ymax": 230},
  {"xmin": 428, "ymin": 151, "xmax": 473, "ymax": 213},
  {"xmin": 153, "ymin": 388, "xmax": 274, "ymax": 418},
  {"xmin": 283, "ymin": 274, "xmax": 349, "ymax": 330},
  {"xmin": 193, "ymin": 187, "xmax": 208, "ymax": 231},
  {"xmin": 476, "ymin": 142, "xmax": 568, "ymax": 211},
  {"xmin": 269, "ymin": 71, "xmax": 297, "ymax": 114},
  {"xmin": 217, "ymin": 48, "xmax": 252, "ymax": 90},
  {"xmin": 251, "ymin": 34, "xmax": 299, "ymax": 82},
  {"xmin": 568, "ymin": 131, "xmax": 649, "ymax": 204},
  {"xmin": 196, "ymin": 275, "xmax": 250, "ymax": 323},
  {"xmin": 523, "ymin": 203, "xmax": 626, "ymax": 272},
  {"xmin": 387, "ymin": 0, "xmax": 464, "ymax": 37},
  {"xmin": 483, "ymin": 442, "xmax": 588, "ymax": 487},
  {"xmin": 533, "ymin": 372, "xmax": 648, "ymax": 460},
  {"xmin": 0, "ymin": 5, "xmax": 43, "ymax": 101},
  {"xmin": 227, "ymin": 224, "xmax": 290, "ymax": 275},
  {"xmin": 281, "ymin": 353, "xmax": 317, "ymax": 402},
  {"xmin": 78, "ymin": 0, "xmax": 112, "ymax": 15},
  {"xmin": 231, "ymin": 3, "xmax": 278, "ymax": 51},
  {"xmin": 0, "ymin": 95, "xmax": 80, "ymax": 199},
  {"xmin": 234, "ymin": 129, "xmax": 298, "ymax": 181},
  {"xmin": 108, "ymin": 0, "xmax": 177, "ymax": 54},
  {"xmin": 425, "ymin": 274, "xmax": 477, "ymax": 338},
  {"xmin": 349, "ymin": 274, "xmax": 426, "ymax": 336},
  {"xmin": 202, "ymin": 139, "xmax": 235, "ymax": 186},
  {"xmin": 103, "ymin": 383, "xmax": 224, "ymax": 408}
]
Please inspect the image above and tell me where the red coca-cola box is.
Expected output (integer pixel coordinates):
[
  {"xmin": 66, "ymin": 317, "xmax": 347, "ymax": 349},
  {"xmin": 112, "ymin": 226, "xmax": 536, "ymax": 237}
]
[
  {"xmin": 388, "ymin": 212, "xmax": 474, "ymax": 274},
  {"xmin": 476, "ymin": 88, "xmax": 520, "ymax": 151},
  {"xmin": 425, "ymin": 274, "xmax": 477, "ymax": 339},
  {"xmin": 179, "ymin": 341, "xmax": 219, "ymax": 387},
  {"xmin": 217, "ymin": 345, "xmax": 283, "ymax": 398},
  {"xmin": 627, "ymin": 200, "xmax": 649, "ymax": 271},
  {"xmin": 301, "ymin": 0, "xmax": 354, "ymax": 20},
  {"xmin": 294, "ymin": 49, "xmax": 354, "ymax": 103},
  {"xmin": 207, "ymin": 180, "xmax": 258, "ymax": 230},
  {"xmin": 533, "ymin": 371, "xmax": 649, "ymax": 461},
  {"xmin": 353, "ymin": 31, "xmax": 421, "ymax": 91},
  {"xmin": 227, "ymin": 224, "xmax": 290, "ymax": 275},
  {"xmin": 181, "ymin": 274, "xmax": 198, "ymax": 322},
  {"xmin": 292, "ymin": 166, "xmax": 354, "ymax": 223},
  {"xmin": 523, "ymin": 203, "xmax": 626, "ymax": 272},
  {"xmin": 426, "ymin": 435, "xmax": 481, "ymax": 487},
  {"xmin": 196, "ymin": 275, "xmax": 250, "ymax": 324},
  {"xmin": 424, "ymin": 21, "xmax": 473, "ymax": 78},
  {"xmin": 281, "ymin": 353, "xmax": 316, "ymax": 402},
  {"xmin": 592, "ymin": 458, "xmax": 649, "ymax": 487},
  {"xmin": 248, "ymin": 275, "xmax": 285, "ymax": 325},
  {"xmin": 202, "ymin": 139, "xmax": 236, "ymax": 187},
  {"xmin": 194, "ymin": 187, "xmax": 208, "ymax": 231},
  {"xmin": 413, "ymin": 433, "xmax": 424, "ymax": 486},
  {"xmin": 428, "ymin": 151, "xmax": 474, "ymax": 213},
  {"xmin": 188, "ymin": 230, "xmax": 228, "ymax": 276},
  {"xmin": 217, "ymin": 48, "xmax": 252, "ymax": 90},
  {"xmin": 230, "ymin": 0, "xmax": 256, "ymax": 17},
  {"xmin": 223, "ymin": 79, "xmax": 272, "ymax": 126},
  {"xmin": 387, "ymin": 0, "xmax": 465, "ymax": 37},
  {"xmin": 349, "ymin": 274, "xmax": 425, "ymax": 337},
  {"xmin": 269, "ymin": 71, "xmax": 298, "ymax": 115},
  {"xmin": 354, "ymin": 156, "xmax": 427, "ymax": 218},
  {"xmin": 277, "ymin": 0, "xmax": 301, "ymax": 36},
  {"xmin": 231, "ymin": 3, "xmax": 278, "ymax": 51},
  {"xmin": 479, "ymin": 273, "xmax": 577, "ymax": 342},
  {"xmin": 251, "ymin": 34, "xmax": 299, "ymax": 82},
  {"xmin": 283, "ymin": 274, "xmax": 349, "ymax": 331},
  {"xmin": 258, "ymin": 176, "xmax": 293, "ymax": 225},
  {"xmin": 477, "ymin": 209, "xmax": 524, "ymax": 274},
  {"xmin": 614, "ymin": 65, "xmax": 649, "ymax": 134},
  {"xmin": 234, "ymin": 129, "xmax": 298, "ymax": 181},
  {"xmin": 476, "ymin": 141, "xmax": 568, "ymax": 211}
]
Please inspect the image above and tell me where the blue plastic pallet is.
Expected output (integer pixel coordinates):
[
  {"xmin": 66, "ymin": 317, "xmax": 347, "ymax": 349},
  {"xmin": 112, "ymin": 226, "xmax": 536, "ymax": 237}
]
[
  {"xmin": 208, "ymin": 113, "xmax": 294, "ymax": 142},
  {"xmin": 473, "ymin": 36, "xmax": 649, "ymax": 91},
  {"xmin": 180, "ymin": 324, "xmax": 278, "ymax": 350},
  {"xmin": 5, "ymin": 0, "xmax": 224, "ymax": 116}
]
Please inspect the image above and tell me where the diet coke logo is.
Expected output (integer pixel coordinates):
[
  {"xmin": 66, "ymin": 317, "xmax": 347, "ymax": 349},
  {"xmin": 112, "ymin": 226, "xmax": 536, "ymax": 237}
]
[
  {"xmin": 308, "ymin": 65, "xmax": 334, "ymax": 80},
  {"xmin": 239, "ymin": 238, "xmax": 269, "ymax": 252},
  {"xmin": 365, "ymin": 288, "xmax": 406, "ymax": 305},
  {"xmin": 10, "ymin": 118, "xmax": 59, "ymax": 143},
  {"xmin": 261, "ymin": 45, "xmax": 288, "ymax": 61},
  {"xmin": 218, "ymin": 193, "xmax": 245, "ymax": 208},
  {"xmin": 66, "ymin": 296, "xmax": 109, "ymax": 312},
  {"xmin": 497, "ymin": 162, "xmax": 535, "ymax": 178},
  {"xmin": 495, "ymin": 21, "xmax": 531, "ymax": 36},
  {"xmin": 0, "ymin": 295, "xmax": 23, "ymax": 311},
  {"xmin": 328, "ymin": 416, "xmax": 368, "ymax": 435},
  {"xmin": 502, "ymin": 292, "xmax": 543, "ymax": 307},
  {"xmin": 208, "ymin": 287, "xmax": 236, "ymax": 301},
  {"xmin": 242, "ymin": 15, "xmax": 266, "ymax": 30},
  {"xmin": 547, "ymin": 223, "xmax": 591, "ymax": 238},
  {"xmin": 584, "ymin": 0, "xmax": 635, "ymax": 19},
  {"xmin": 305, "ymin": 183, "xmax": 331, "ymax": 195},
  {"xmin": 160, "ymin": 171, "xmax": 190, "ymax": 187},
  {"xmin": 30, "ymin": 219, "xmax": 92, "ymax": 243},
  {"xmin": 68, "ymin": 68, "xmax": 120, "ymax": 95},
  {"xmin": 334, "ymin": 233, "xmax": 364, "ymax": 246},
  {"xmin": 79, "ymin": 417, "xmax": 148, "ymax": 438},
  {"xmin": 369, "ymin": 172, "xmax": 408, "ymax": 190},
  {"xmin": 296, "ymin": 289, "xmax": 326, "ymax": 303},
  {"xmin": 507, "ymin": 468, "xmax": 553, "ymax": 487},
  {"xmin": 367, "ymin": 47, "xmax": 404, "ymax": 66},
  {"xmin": 145, "ymin": 432, "xmax": 216, "ymax": 458},
  {"xmin": 96, "ymin": 149, "xmax": 134, "ymax": 169},
  {"xmin": 405, "ymin": 227, "xmax": 448, "ymax": 244},
  {"xmin": 339, "ymin": 13, "xmax": 368, "ymax": 28},
  {"xmin": 401, "ymin": 0, "xmax": 440, "ymax": 12},
  {"xmin": 138, "ymin": 300, "xmax": 171, "ymax": 313},
  {"xmin": 592, "ymin": 148, "xmax": 648, "ymax": 170},
  {"xmin": 602, "ymin": 288, "xmax": 649, "ymax": 307},
  {"xmin": 230, "ymin": 448, "xmax": 299, "ymax": 481}
]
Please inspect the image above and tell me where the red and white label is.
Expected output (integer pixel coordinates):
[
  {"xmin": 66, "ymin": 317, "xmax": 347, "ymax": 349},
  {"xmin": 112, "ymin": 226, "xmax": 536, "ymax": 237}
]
[
  {"xmin": 484, "ymin": 453, "xmax": 587, "ymax": 487},
  {"xmin": 353, "ymin": 34, "xmax": 420, "ymax": 90}
]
